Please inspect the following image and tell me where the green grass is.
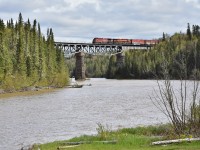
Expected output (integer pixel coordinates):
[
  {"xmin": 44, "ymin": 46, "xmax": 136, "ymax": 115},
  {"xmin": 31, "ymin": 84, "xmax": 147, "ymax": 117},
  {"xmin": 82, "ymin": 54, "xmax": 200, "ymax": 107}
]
[{"xmin": 32, "ymin": 124, "xmax": 200, "ymax": 150}]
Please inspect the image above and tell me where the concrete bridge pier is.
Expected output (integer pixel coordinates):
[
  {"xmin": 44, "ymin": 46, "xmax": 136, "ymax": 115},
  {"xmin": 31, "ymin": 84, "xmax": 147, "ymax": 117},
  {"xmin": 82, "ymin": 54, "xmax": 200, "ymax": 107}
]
[
  {"xmin": 116, "ymin": 52, "xmax": 124, "ymax": 67},
  {"xmin": 75, "ymin": 51, "xmax": 85, "ymax": 80}
]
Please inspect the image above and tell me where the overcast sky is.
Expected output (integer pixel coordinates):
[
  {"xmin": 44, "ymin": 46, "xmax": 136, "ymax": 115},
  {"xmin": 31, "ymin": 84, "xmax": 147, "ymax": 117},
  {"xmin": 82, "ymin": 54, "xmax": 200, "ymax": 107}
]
[{"xmin": 0, "ymin": 0, "xmax": 200, "ymax": 42}]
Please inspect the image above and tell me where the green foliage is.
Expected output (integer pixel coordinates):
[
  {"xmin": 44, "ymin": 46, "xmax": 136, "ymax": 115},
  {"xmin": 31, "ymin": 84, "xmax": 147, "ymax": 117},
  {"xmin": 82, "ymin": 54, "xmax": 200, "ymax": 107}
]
[
  {"xmin": 120, "ymin": 124, "xmax": 171, "ymax": 137},
  {"xmin": 87, "ymin": 55, "xmax": 109, "ymax": 78},
  {"xmin": 106, "ymin": 55, "xmax": 117, "ymax": 79},
  {"xmin": 0, "ymin": 13, "xmax": 69, "ymax": 91}
]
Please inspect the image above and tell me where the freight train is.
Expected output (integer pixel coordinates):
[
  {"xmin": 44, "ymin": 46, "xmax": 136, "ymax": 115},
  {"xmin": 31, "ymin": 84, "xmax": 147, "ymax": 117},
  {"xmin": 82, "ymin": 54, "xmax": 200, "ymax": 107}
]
[{"xmin": 92, "ymin": 38, "xmax": 158, "ymax": 46}]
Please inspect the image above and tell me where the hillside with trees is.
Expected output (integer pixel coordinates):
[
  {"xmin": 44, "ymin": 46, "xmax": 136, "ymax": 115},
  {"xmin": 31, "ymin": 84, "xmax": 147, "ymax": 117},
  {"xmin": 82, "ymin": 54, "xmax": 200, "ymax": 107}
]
[
  {"xmin": 0, "ymin": 13, "xmax": 69, "ymax": 92},
  {"xmin": 106, "ymin": 24, "xmax": 200, "ymax": 79}
]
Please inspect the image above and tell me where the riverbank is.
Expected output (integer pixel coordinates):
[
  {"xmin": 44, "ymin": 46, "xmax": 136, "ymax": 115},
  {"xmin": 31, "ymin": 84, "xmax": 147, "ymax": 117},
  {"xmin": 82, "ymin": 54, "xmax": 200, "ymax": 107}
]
[
  {"xmin": 0, "ymin": 87, "xmax": 57, "ymax": 99},
  {"xmin": 32, "ymin": 124, "xmax": 200, "ymax": 150}
]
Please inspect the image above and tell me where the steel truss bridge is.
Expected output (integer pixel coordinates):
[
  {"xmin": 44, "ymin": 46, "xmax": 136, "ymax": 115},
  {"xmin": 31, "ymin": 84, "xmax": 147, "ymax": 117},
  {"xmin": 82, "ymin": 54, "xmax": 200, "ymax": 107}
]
[
  {"xmin": 54, "ymin": 42, "xmax": 152, "ymax": 80},
  {"xmin": 54, "ymin": 42, "xmax": 151, "ymax": 56}
]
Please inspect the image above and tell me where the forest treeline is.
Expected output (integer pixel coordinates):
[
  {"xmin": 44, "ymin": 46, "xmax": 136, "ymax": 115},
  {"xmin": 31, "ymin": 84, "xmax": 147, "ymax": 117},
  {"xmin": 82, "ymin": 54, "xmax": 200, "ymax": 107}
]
[
  {"xmin": 106, "ymin": 24, "xmax": 200, "ymax": 79},
  {"xmin": 0, "ymin": 13, "xmax": 69, "ymax": 92}
]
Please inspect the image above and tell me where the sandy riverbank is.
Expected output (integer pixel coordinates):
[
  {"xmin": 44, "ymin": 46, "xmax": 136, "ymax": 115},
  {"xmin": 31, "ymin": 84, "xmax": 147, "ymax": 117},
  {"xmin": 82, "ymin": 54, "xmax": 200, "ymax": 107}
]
[{"xmin": 0, "ymin": 87, "xmax": 57, "ymax": 99}]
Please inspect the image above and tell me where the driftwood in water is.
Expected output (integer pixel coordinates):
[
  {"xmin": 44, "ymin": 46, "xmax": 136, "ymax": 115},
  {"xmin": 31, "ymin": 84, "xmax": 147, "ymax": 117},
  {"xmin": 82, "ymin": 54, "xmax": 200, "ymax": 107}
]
[{"xmin": 152, "ymin": 137, "xmax": 200, "ymax": 145}]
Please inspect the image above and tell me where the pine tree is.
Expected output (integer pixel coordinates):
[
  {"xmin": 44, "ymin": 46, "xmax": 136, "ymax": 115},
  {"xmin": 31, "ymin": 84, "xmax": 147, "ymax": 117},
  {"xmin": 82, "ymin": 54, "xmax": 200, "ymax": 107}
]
[
  {"xmin": 30, "ymin": 19, "xmax": 40, "ymax": 81},
  {"xmin": 16, "ymin": 13, "xmax": 26, "ymax": 76},
  {"xmin": 24, "ymin": 19, "xmax": 31, "ymax": 77},
  {"xmin": 38, "ymin": 23, "xmax": 42, "ymax": 79},
  {"xmin": 0, "ymin": 19, "xmax": 4, "ymax": 80},
  {"xmin": 162, "ymin": 32, "xmax": 166, "ymax": 41},
  {"xmin": 187, "ymin": 23, "xmax": 192, "ymax": 40}
]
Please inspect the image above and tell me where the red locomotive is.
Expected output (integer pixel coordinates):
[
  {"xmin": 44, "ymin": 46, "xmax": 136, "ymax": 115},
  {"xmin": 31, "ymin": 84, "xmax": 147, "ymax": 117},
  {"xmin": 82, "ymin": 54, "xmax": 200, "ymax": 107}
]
[{"xmin": 92, "ymin": 38, "xmax": 158, "ymax": 46}]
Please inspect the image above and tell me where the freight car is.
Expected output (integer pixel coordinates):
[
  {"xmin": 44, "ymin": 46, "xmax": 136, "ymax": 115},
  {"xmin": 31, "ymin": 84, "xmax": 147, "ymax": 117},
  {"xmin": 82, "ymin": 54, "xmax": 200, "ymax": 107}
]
[
  {"xmin": 92, "ymin": 38, "xmax": 158, "ymax": 46},
  {"xmin": 113, "ymin": 39, "xmax": 132, "ymax": 44},
  {"xmin": 131, "ymin": 39, "xmax": 145, "ymax": 45},
  {"xmin": 92, "ymin": 38, "xmax": 113, "ymax": 44}
]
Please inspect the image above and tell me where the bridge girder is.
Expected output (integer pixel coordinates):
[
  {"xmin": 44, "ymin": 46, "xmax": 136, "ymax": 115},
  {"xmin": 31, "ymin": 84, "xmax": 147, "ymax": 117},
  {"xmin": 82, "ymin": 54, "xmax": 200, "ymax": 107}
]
[{"xmin": 55, "ymin": 43, "xmax": 123, "ymax": 56}]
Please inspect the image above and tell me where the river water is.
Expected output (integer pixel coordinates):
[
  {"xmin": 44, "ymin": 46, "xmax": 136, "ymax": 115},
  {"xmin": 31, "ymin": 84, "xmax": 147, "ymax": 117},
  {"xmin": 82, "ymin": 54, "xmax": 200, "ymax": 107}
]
[{"xmin": 0, "ymin": 79, "xmax": 170, "ymax": 150}]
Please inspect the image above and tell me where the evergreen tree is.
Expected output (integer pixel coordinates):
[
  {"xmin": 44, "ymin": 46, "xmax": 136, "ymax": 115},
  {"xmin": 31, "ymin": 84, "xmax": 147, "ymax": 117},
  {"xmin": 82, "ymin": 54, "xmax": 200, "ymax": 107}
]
[
  {"xmin": 16, "ymin": 13, "xmax": 26, "ymax": 76},
  {"xmin": 0, "ymin": 19, "xmax": 4, "ymax": 80},
  {"xmin": 187, "ymin": 23, "xmax": 192, "ymax": 40},
  {"xmin": 24, "ymin": 19, "xmax": 31, "ymax": 77},
  {"xmin": 38, "ymin": 23, "xmax": 43, "ymax": 80},
  {"xmin": 162, "ymin": 32, "xmax": 166, "ymax": 41},
  {"xmin": 0, "ymin": 19, "xmax": 5, "ymax": 30}
]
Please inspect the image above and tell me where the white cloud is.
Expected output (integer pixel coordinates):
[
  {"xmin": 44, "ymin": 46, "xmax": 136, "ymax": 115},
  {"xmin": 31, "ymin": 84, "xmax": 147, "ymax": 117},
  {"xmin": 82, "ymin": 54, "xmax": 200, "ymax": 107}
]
[
  {"xmin": 32, "ymin": 0, "xmax": 101, "ymax": 14},
  {"xmin": 64, "ymin": 0, "xmax": 100, "ymax": 11},
  {"xmin": 185, "ymin": 0, "xmax": 198, "ymax": 3},
  {"xmin": 185, "ymin": 0, "xmax": 200, "ymax": 8}
]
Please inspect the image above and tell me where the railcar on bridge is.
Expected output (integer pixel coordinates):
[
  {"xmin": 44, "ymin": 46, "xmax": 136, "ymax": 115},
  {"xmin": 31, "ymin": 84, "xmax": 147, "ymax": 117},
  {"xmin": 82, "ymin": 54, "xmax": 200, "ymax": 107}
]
[{"xmin": 92, "ymin": 37, "xmax": 159, "ymax": 46}]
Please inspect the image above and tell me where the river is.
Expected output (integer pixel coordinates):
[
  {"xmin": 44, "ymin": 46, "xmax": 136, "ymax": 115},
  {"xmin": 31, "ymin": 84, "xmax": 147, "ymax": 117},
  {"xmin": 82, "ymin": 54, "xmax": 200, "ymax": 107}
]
[{"xmin": 0, "ymin": 79, "xmax": 170, "ymax": 150}]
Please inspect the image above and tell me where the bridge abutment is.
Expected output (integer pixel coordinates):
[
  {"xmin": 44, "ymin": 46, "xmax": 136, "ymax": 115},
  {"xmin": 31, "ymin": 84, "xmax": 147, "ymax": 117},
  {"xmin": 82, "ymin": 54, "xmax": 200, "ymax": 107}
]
[{"xmin": 75, "ymin": 52, "xmax": 85, "ymax": 80}]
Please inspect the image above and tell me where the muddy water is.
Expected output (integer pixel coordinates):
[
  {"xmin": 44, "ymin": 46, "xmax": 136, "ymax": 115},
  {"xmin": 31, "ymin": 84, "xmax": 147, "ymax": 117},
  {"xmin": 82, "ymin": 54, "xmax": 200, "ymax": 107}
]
[{"xmin": 0, "ymin": 79, "xmax": 170, "ymax": 150}]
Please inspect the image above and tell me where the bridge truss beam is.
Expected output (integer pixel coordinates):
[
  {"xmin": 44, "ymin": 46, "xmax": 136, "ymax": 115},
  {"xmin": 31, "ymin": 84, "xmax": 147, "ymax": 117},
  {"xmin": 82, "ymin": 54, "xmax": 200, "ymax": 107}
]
[{"xmin": 55, "ymin": 42, "xmax": 123, "ymax": 56}]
